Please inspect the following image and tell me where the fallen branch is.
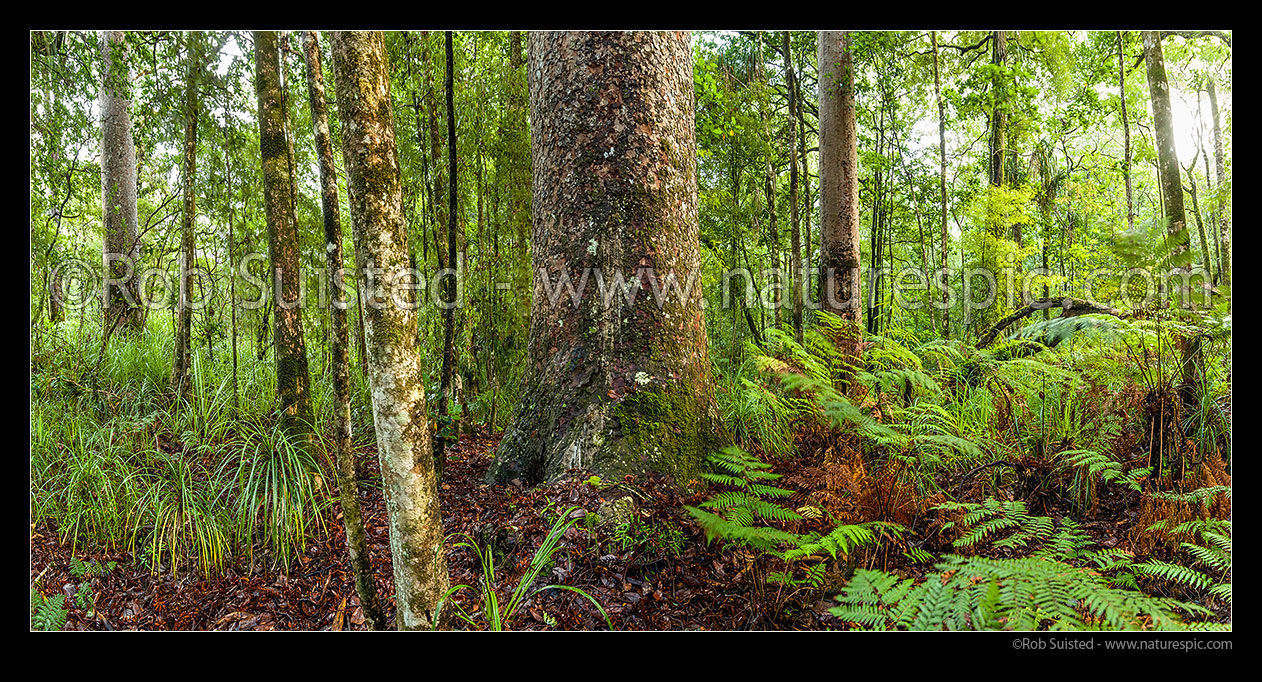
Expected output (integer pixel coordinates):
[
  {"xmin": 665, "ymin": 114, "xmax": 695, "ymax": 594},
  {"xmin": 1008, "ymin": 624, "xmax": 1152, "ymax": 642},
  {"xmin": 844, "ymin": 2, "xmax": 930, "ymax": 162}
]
[{"xmin": 978, "ymin": 297, "xmax": 1126, "ymax": 349}]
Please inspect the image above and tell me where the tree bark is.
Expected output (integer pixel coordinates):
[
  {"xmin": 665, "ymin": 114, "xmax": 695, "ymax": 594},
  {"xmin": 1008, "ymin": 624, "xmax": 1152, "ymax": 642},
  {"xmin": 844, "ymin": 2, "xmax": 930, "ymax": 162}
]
[
  {"xmin": 330, "ymin": 30, "xmax": 451, "ymax": 630},
  {"xmin": 989, "ymin": 31, "xmax": 1007, "ymax": 193},
  {"xmin": 1143, "ymin": 30, "xmax": 1200, "ymax": 410},
  {"xmin": 435, "ymin": 31, "xmax": 458, "ymax": 474},
  {"xmin": 301, "ymin": 30, "xmax": 386, "ymax": 631},
  {"xmin": 489, "ymin": 31, "xmax": 717, "ymax": 485},
  {"xmin": 254, "ymin": 31, "xmax": 314, "ymax": 434},
  {"xmin": 932, "ymin": 31, "xmax": 950, "ymax": 339},
  {"xmin": 1206, "ymin": 77, "xmax": 1228, "ymax": 285},
  {"xmin": 171, "ymin": 32, "xmax": 203, "ymax": 400},
  {"xmin": 783, "ymin": 32, "xmax": 804, "ymax": 345},
  {"xmin": 1118, "ymin": 31, "xmax": 1136, "ymax": 232},
  {"xmin": 756, "ymin": 33, "xmax": 781, "ymax": 327},
  {"xmin": 817, "ymin": 30, "xmax": 862, "ymax": 385},
  {"xmin": 99, "ymin": 30, "xmax": 144, "ymax": 335}
]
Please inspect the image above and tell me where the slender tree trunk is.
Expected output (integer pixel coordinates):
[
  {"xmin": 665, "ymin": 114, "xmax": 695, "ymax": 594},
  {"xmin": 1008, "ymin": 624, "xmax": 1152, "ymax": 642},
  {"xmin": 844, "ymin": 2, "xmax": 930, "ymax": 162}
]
[
  {"xmin": 1143, "ymin": 30, "xmax": 1200, "ymax": 412},
  {"xmin": 226, "ymin": 132, "xmax": 239, "ymax": 411},
  {"xmin": 1206, "ymin": 77, "xmax": 1228, "ymax": 285},
  {"xmin": 932, "ymin": 31, "xmax": 950, "ymax": 338},
  {"xmin": 1184, "ymin": 162, "xmax": 1213, "ymax": 282},
  {"xmin": 756, "ymin": 33, "xmax": 781, "ymax": 327},
  {"xmin": 783, "ymin": 32, "xmax": 803, "ymax": 345},
  {"xmin": 989, "ymin": 31, "xmax": 1007, "ymax": 193},
  {"xmin": 489, "ymin": 31, "xmax": 717, "ymax": 485},
  {"xmin": 172, "ymin": 32, "xmax": 203, "ymax": 400},
  {"xmin": 99, "ymin": 30, "xmax": 144, "ymax": 335},
  {"xmin": 254, "ymin": 30, "xmax": 313, "ymax": 433},
  {"xmin": 1118, "ymin": 31, "xmax": 1136, "ymax": 232},
  {"xmin": 302, "ymin": 30, "xmax": 386, "ymax": 631},
  {"xmin": 330, "ymin": 30, "xmax": 451, "ymax": 631},
  {"xmin": 817, "ymin": 30, "xmax": 862, "ymax": 386},
  {"xmin": 436, "ymin": 31, "xmax": 459, "ymax": 475}
]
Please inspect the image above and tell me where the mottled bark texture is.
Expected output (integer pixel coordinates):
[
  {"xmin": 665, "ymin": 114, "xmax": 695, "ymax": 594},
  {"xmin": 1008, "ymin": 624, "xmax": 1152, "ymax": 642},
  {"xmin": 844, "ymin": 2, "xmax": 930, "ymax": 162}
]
[
  {"xmin": 254, "ymin": 31, "xmax": 313, "ymax": 433},
  {"xmin": 99, "ymin": 30, "xmax": 144, "ymax": 335},
  {"xmin": 330, "ymin": 30, "xmax": 450, "ymax": 631},
  {"xmin": 488, "ymin": 31, "xmax": 718, "ymax": 486},
  {"xmin": 817, "ymin": 31, "xmax": 862, "ymax": 386},
  {"xmin": 301, "ymin": 30, "xmax": 385, "ymax": 631},
  {"xmin": 171, "ymin": 32, "xmax": 203, "ymax": 400}
]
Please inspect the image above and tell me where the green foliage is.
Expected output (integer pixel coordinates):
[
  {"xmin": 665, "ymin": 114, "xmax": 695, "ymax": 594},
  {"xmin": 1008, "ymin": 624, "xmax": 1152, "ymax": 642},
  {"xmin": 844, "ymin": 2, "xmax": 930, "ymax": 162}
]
[
  {"xmin": 31, "ymin": 590, "xmax": 68, "ymax": 632},
  {"xmin": 686, "ymin": 447, "xmax": 902, "ymax": 582},
  {"xmin": 438, "ymin": 506, "xmax": 611, "ymax": 631},
  {"xmin": 832, "ymin": 553, "xmax": 1202, "ymax": 631},
  {"xmin": 225, "ymin": 418, "xmax": 328, "ymax": 571},
  {"xmin": 937, "ymin": 498, "xmax": 1092, "ymax": 560}
]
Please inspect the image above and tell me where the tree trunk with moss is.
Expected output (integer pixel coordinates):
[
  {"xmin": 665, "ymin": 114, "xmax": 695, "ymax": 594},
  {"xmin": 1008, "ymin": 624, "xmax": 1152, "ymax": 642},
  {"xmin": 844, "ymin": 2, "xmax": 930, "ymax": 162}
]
[
  {"xmin": 99, "ymin": 30, "xmax": 144, "ymax": 336},
  {"xmin": 818, "ymin": 31, "xmax": 863, "ymax": 386},
  {"xmin": 488, "ymin": 31, "xmax": 718, "ymax": 486},
  {"xmin": 330, "ymin": 30, "xmax": 451, "ymax": 631},
  {"xmin": 301, "ymin": 30, "xmax": 386, "ymax": 631},
  {"xmin": 171, "ymin": 32, "xmax": 203, "ymax": 400},
  {"xmin": 254, "ymin": 30, "xmax": 313, "ymax": 433}
]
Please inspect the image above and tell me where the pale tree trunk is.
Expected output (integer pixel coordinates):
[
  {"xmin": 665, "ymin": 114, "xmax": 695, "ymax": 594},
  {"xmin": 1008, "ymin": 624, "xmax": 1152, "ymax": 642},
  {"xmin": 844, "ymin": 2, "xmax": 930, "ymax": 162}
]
[
  {"xmin": 254, "ymin": 30, "xmax": 313, "ymax": 433},
  {"xmin": 1143, "ymin": 30, "xmax": 1200, "ymax": 412},
  {"xmin": 817, "ymin": 30, "xmax": 862, "ymax": 386},
  {"xmin": 1206, "ymin": 78, "xmax": 1228, "ymax": 285},
  {"xmin": 931, "ymin": 31, "xmax": 950, "ymax": 338},
  {"xmin": 171, "ymin": 31, "xmax": 203, "ymax": 400},
  {"xmin": 489, "ymin": 31, "xmax": 717, "ymax": 485},
  {"xmin": 1118, "ymin": 31, "xmax": 1136, "ymax": 232},
  {"xmin": 99, "ymin": 30, "xmax": 144, "ymax": 335},
  {"xmin": 783, "ymin": 32, "xmax": 803, "ymax": 345},
  {"xmin": 330, "ymin": 30, "xmax": 451, "ymax": 631},
  {"xmin": 301, "ymin": 30, "xmax": 386, "ymax": 631}
]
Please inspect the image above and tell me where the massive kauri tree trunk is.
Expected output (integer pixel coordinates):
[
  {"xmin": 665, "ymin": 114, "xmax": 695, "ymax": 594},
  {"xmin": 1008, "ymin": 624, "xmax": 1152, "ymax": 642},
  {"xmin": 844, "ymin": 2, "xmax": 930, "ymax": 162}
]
[
  {"xmin": 99, "ymin": 30, "xmax": 144, "ymax": 335},
  {"xmin": 171, "ymin": 31, "xmax": 204, "ymax": 400},
  {"xmin": 488, "ymin": 31, "xmax": 717, "ymax": 485},
  {"xmin": 330, "ymin": 30, "xmax": 451, "ymax": 630},
  {"xmin": 301, "ymin": 30, "xmax": 386, "ymax": 631},
  {"xmin": 817, "ymin": 30, "xmax": 862, "ymax": 385},
  {"xmin": 254, "ymin": 31, "xmax": 313, "ymax": 433}
]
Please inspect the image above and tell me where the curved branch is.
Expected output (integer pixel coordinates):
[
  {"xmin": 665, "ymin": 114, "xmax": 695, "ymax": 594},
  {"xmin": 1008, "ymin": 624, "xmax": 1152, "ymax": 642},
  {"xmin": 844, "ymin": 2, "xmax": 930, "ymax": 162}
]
[{"xmin": 977, "ymin": 297, "xmax": 1125, "ymax": 349}]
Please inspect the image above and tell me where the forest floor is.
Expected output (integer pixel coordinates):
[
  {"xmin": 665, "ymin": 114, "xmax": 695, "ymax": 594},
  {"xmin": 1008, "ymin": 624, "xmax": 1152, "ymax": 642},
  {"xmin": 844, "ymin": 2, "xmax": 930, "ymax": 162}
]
[{"xmin": 29, "ymin": 426, "xmax": 1218, "ymax": 630}]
